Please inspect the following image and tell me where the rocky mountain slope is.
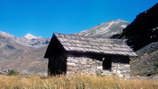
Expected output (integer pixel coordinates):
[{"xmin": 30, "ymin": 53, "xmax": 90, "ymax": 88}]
[
  {"xmin": 131, "ymin": 41, "xmax": 158, "ymax": 76},
  {"xmin": 77, "ymin": 19, "xmax": 129, "ymax": 38},
  {"xmin": 119, "ymin": 3, "xmax": 158, "ymax": 76},
  {"xmin": 119, "ymin": 3, "xmax": 158, "ymax": 51},
  {"xmin": 0, "ymin": 32, "xmax": 50, "ymax": 74}
]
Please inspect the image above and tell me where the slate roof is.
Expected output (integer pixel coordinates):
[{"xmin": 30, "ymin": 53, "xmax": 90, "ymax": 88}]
[{"xmin": 52, "ymin": 33, "xmax": 137, "ymax": 57}]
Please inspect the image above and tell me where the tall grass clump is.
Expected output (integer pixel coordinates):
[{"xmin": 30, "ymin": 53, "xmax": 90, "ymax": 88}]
[{"xmin": 0, "ymin": 74, "xmax": 158, "ymax": 89}]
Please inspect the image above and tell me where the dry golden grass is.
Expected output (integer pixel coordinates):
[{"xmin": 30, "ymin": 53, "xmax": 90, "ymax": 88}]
[{"xmin": 0, "ymin": 74, "xmax": 158, "ymax": 89}]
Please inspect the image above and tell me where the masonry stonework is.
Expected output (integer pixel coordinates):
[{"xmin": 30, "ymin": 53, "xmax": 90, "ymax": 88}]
[{"xmin": 66, "ymin": 55, "xmax": 130, "ymax": 78}]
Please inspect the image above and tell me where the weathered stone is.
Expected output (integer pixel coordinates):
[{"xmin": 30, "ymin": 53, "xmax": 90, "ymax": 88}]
[
  {"xmin": 67, "ymin": 62, "xmax": 77, "ymax": 66},
  {"xmin": 66, "ymin": 55, "xmax": 130, "ymax": 78},
  {"xmin": 97, "ymin": 66, "xmax": 102, "ymax": 70},
  {"xmin": 67, "ymin": 58, "xmax": 79, "ymax": 63},
  {"xmin": 0, "ymin": 68, "xmax": 9, "ymax": 75}
]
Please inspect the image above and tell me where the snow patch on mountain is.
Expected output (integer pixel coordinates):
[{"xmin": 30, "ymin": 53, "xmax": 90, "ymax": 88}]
[
  {"xmin": 121, "ymin": 25, "xmax": 127, "ymax": 28},
  {"xmin": 25, "ymin": 33, "xmax": 41, "ymax": 40}
]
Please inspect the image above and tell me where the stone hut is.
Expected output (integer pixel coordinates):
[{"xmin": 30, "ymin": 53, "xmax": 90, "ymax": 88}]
[{"xmin": 44, "ymin": 33, "xmax": 137, "ymax": 77}]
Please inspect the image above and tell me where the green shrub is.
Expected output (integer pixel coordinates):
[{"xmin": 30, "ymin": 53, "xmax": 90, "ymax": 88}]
[{"xmin": 7, "ymin": 69, "xmax": 19, "ymax": 75}]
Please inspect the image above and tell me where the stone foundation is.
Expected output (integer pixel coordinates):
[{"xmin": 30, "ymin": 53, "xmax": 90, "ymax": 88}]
[
  {"xmin": 67, "ymin": 55, "xmax": 130, "ymax": 78},
  {"xmin": 111, "ymin": 63, "xmax": 130, "ymax": 78}
]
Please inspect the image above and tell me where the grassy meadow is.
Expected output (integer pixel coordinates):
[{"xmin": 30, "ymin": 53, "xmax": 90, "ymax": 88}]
[{"xmin": 0, "ymin": 74, "xmax": 158, "ymax": 89}]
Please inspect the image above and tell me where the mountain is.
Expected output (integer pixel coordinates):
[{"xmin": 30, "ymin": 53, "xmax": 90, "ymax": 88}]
[
  {"xmin": 13, "ymin": 37, "xmax": 50, "ymax": 48},
  {"xmin": 76, "ymin": 19, "xmax": 129, "ymax": 38},
  {"xmin": 11, "ymin": 33, "xmax": 50, "ymax": 48},
  {"xmin": 0, "ymin": 32, "xmax": 50, "ymax": 75},
  {"xmin": 25, "ymin": 33, "xmax": 41, "ymax": 40},
  {"xmin": 118, "ymin": 3, "xmax": 158, "ymax": 76},
  {"xmin": 120, "ymin": 3, "xmax": 158, "ymax": 51}
]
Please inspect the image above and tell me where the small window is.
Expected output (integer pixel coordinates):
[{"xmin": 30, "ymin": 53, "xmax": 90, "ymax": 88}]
[{"xmin": 102, "ymin": 58, "xmax": 112, "ymax": 71}]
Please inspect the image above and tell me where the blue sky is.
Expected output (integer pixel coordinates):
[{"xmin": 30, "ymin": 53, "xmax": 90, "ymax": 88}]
[{"xmin": 0, "ymin": 0, "xmax": 157, "ymax": 37}]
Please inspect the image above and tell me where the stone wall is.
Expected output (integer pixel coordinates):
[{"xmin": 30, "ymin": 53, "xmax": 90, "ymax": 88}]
[
  {"xmin": 112, "ymin": 63, "xmax": 130, "ymax": 78},
  {"xmin": 66, "ymin": 55, "xmax": 130, "ymax": 78}
]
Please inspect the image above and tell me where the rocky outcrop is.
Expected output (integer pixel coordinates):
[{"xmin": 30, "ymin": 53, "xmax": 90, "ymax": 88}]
[
  {"xmin": 120, "ymin": 3, "xmax": 158, "ymax": 51},
  {"xmin": 118, "ymin": 3, "xmax": 158, "ymax": 76},
  {"xmin": 0, "ymin": 68, "xmax": 8, "ymax": 74}
]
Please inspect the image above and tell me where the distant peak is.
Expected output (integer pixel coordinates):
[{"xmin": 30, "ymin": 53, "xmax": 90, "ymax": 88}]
[
  {"xmin": 24, "ymin": 33, "xmax": 41, "ymax": 40},
  {"xmin": 0, "ymin": 31, "xmax": 14, "ymax": 38}
]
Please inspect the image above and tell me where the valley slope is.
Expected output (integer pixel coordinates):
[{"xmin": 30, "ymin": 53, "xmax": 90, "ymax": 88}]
[{"xmin": 0, "ymin": 32, "xmax": 49, "ymax": 74}]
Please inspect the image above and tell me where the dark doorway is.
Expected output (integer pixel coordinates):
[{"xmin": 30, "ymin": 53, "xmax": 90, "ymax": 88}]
[
  {"xmin": 48, "ymin": 54, "xmax": 67, "ymax": 76},
  {"xmin": 103, "ymin": 58, "xmax": 112, "ymax": 70}
]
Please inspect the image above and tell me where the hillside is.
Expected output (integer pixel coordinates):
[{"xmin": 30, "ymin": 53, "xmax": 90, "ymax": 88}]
[
  {"xmin": 120, "ymin": 3, "xmax": 158, "ymax": 51},
  {"xmin": 0, "ymin": 32, "xmax": 49, "ymax": 74},
  {"xmin": 119, "ymin": 3, "xmax": 158, "ymax": 76},
  {"xmin": 131, "ymin": 41, "xmax": 158, "ymax": 76},
  {"xmin": 77, "ymin": 19, "xmax": 129, "ymax": 38}
]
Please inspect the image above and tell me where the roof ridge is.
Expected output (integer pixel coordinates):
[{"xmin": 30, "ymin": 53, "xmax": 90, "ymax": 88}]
[{"xmin": 54, "ymin": 33, "xmax": 124, "ymax": 41}]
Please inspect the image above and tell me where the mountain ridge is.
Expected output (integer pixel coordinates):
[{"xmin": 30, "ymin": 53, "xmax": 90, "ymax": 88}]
[
  {"xmin": 76, "ymin": 19, "xmax": 129, "ymax": 38},
  {"xmin": 119, "ymin": 3, "xmax": 158, "ymax": 51}
]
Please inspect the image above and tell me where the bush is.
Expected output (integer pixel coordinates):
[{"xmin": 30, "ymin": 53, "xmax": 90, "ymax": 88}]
[{"xmin": 7, "ymin": 69, "xmax": 19, "ymax": 75}]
